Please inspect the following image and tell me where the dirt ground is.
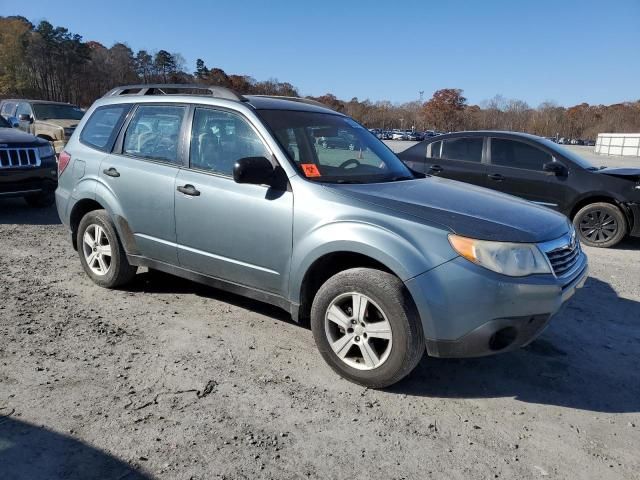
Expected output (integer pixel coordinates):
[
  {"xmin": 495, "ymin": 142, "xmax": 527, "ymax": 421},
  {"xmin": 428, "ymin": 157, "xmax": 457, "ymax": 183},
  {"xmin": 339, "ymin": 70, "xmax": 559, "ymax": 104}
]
[{"xmin": 1, "ymin": 169, "xmax": 640, "ymax": 479}]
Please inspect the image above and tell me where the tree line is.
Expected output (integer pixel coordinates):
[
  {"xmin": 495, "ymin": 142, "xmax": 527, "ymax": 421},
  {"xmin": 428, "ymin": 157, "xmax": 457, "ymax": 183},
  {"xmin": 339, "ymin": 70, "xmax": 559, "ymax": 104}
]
[{"xmin": 1, "ymin": 16, "xmax": 638, "ymax": 139}]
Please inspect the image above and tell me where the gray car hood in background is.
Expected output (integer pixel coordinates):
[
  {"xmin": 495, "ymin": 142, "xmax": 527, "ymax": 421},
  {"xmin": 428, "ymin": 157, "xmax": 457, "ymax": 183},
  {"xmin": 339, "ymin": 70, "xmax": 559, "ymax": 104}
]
[{"xmin": 327, "ymin": 177, "xmax": 569, "ymax": 243}]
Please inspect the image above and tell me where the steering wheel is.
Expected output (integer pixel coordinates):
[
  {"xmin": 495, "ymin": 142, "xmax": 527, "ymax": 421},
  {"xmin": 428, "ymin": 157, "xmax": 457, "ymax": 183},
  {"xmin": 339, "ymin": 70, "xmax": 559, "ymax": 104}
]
[{"xmin": 339, "ymin": 158, "xmax": 361, "ymax": 169}]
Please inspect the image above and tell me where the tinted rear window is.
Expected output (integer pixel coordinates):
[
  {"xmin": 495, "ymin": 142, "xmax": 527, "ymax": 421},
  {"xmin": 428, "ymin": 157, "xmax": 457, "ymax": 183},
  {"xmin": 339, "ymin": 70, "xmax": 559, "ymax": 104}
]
[
  {"xmin": 80, "ymin": 105, "xmax": 131, "ymax": 151},
  {"xmin": 441, "ymin": 137, "xmax": 483, "ymax": 162}
]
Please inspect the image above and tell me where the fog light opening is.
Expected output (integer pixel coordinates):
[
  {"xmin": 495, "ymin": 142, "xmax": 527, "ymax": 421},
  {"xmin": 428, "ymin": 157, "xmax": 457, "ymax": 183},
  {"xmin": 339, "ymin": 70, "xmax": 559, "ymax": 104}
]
[{"xmin": 489, "ymin": 327, "xmax": 518, "ymax": 351}]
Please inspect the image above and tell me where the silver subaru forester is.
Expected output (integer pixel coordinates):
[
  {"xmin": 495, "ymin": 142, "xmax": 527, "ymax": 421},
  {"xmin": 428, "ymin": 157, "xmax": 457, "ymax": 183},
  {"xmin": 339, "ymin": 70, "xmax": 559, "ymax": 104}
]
[{"xmin": 56, "ymin": 84, "xmax": 588, "ymax": 387}]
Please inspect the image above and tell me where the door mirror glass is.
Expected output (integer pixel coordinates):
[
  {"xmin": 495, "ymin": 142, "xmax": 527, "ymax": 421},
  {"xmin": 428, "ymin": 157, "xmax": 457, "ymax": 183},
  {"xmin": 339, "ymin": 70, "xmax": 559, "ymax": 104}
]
[
  {"xmin": 233, "ymin": 156, "xmax": 274, "ymax": 185},
  {"xmin": 7, "ymin": 116, "xmax": 20, "ymax": 128},
  {"xmin": 18, "ymin": 113, "xmax": 33, "ymax": 123},
  {"xmin": 543, "ymin": 162, "xmax": 567, "ymax": 176}
]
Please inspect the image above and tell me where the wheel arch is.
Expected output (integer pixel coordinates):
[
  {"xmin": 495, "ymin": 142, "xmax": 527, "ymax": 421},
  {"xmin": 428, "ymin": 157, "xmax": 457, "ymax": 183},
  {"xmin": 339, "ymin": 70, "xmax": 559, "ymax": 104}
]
[
  {"xmin": 296, "ymin": 251, "xmax": 401, "ymax": 326},
  {"xmin": 69, "ymin": 198, "xmax": 105, "ymax": 250},
  {"xmin": 569, "ymin": 195, "xmax": 631, "ymax": 229}
]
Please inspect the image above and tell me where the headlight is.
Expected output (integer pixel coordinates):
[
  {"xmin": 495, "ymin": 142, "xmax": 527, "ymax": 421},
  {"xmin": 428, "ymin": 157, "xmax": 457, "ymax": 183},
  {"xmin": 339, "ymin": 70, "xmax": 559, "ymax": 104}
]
[
  {"xmin": 449, "ymin": 234, "xmax": 551, "ymax": 277},
  {"xmin": 38, "ymin": 144, "xmax": 55, "ymax": 158}
]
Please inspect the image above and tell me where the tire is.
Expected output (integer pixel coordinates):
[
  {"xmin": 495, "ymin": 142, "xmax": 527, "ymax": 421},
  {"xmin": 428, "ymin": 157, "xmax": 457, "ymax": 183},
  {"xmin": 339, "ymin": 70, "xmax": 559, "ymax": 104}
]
[
  {"xmin": 310, "ymin": 268, "xmax": 425, "ymax": 388},
  {"xmin": 24, "ymin": 192, "xmax": 55, "ymax": 208},
  {"xmin": 573, "ymin": 202, "xmax": 627, "ymax": 248},
  {"xmin": 77, "ymin": 209, "xmax": 137, "ymax": 288}
]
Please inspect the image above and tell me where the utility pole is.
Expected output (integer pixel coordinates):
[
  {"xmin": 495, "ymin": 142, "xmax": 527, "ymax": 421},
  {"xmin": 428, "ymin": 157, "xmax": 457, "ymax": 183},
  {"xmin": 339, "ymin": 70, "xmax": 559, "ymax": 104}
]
[{"xmin": 419, "ymin": 90, "xmax": 424, "ymax": 103}]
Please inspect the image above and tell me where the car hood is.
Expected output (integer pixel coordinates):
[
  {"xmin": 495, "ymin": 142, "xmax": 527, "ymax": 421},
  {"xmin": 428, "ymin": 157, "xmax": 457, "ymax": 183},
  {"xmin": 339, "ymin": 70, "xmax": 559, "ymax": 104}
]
[
  {"xmin": 595, "ymin": 167, "xmax": 640, "ymax": 181},
  {"xmin": 326, "ymin": 177, "xmax": 570, "ymax": 243},
  {"xmin": 38, "ymin": 119, "xmax": 79, "ymax": 129},
  {"xmin": 0, "ymin": 127, "xmax": 44, "ymax": 145}
]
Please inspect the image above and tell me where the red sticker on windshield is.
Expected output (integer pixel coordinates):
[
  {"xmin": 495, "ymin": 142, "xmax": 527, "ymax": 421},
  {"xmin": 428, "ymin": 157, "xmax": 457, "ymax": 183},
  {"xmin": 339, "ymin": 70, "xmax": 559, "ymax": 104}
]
[{"xmin": 301, "ymin": 163, "xmax": 321, "ymax": 177}]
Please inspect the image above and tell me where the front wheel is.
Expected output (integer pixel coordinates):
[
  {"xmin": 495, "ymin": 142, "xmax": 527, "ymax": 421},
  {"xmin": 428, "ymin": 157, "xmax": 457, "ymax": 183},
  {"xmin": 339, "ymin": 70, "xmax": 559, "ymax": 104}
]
[
  {"xmin": 573, "ymin": 202, "xmax": 627, "ymax": 248},
  {"xmin": 311, "ymin": 268, "xmax": 425, "ymax": 388},
  {"xmin": 77, "ymin": 209, "xmax": 137, "ymax": 288}
]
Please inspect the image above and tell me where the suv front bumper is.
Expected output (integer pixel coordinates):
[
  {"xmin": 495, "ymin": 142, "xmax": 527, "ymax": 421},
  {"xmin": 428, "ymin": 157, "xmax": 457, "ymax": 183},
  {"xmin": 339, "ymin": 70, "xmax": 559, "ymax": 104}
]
[{"xmin": 405, "ymin": 253, "xmax": 588, "ymax": 358}]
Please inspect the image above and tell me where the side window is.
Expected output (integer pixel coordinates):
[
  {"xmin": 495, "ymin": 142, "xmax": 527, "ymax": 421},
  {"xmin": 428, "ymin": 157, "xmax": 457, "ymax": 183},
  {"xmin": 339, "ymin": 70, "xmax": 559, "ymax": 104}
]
[
  {"xmin": 491, "ymin": 139, "xmax": 552, "ymax": 170},
  {"xmin": 16, "ymin": 103, "xmax": 32, "ymax": 117},
  {"xmin": 189, "ymin": 107, "xmax": 269, "ymax": 176},
  {"xmin": 80, "ymin": 105, "xmax": 130, "ymax": 151},
  {"xmin": 123, "ymin": 105, "xmax": 185, "ymax": 163},
  {"xmin": 428, "ymin": 141, "xmax": 441, "ymax": 159},
  {"xmin": 441, "ymin": 137, "xmax": 483, "ymax": 162}
]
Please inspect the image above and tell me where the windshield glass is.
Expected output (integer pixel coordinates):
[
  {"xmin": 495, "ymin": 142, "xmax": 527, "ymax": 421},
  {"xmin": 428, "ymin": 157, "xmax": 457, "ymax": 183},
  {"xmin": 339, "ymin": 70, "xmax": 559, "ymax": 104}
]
[
  {"xmin": 537, "ymin": 137, "xmax": 598, "ymax": 169},
  {"xmin": 0, "ymin": 116, "xmax": 9, "ymax": 128},
  {"xmin": 32, "ymin": 103, "xmax": 84, "ymax": 121},
  {"xmin": 257, "ymin": 110, "xmax": 413, "ymax": 183}
]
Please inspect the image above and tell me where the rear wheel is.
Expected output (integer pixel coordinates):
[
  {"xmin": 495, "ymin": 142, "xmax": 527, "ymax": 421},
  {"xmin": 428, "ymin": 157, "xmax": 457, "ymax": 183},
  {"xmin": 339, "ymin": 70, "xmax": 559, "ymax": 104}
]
[
  {"xmin": 311, "ymin": 268, "xmax": 425, "ymax": 388},
  {"xmin": 24, "ymin": 192, "xmax": 55, "ymax": 208},
  {"xmin": 573, "ymin": 202, "xmax": 627, "ymax": 248},
  {"xmin": 77, "ymin": 210, "xmax": 137, "ymax": 288}
]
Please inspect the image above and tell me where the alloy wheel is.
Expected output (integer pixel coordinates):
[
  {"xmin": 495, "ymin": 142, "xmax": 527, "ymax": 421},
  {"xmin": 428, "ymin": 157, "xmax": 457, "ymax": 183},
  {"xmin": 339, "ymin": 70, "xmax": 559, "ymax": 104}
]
[
  {"xmin": 579, "ymin": 209, "xmax": 618, "ymax": 243},
  {"xmin": 324, "ymin": 292, "xmax": 393, "ymax": 370},
  {"xmin": 82, "ymin": 224, "xmax": 112, "ymax": 276}
]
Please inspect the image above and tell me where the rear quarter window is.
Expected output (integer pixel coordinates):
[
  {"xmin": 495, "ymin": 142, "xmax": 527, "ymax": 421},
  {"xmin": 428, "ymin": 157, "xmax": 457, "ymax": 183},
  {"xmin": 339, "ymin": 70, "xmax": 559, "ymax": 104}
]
[{"xmin": 80, "ymin": 105, "xmax": 131, "ymax": 151}]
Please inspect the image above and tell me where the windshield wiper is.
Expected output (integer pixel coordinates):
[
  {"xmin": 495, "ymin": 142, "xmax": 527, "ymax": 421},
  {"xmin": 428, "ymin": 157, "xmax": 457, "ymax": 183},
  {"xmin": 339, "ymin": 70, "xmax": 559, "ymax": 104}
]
[{"xmin": 334, "ymin": 179, "xmax": 364, "ymax": 184}]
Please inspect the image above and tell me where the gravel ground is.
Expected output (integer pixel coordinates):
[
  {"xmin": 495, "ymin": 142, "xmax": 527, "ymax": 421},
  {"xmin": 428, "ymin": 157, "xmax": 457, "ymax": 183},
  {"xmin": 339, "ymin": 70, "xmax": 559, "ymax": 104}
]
[{"xmin": 1, "ymin": 154, "xmax": 640, "ymax": 479}]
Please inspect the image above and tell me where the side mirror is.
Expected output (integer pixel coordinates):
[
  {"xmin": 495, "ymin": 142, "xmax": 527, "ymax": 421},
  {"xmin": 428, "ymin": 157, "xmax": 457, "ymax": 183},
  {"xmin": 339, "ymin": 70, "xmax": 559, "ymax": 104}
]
[
  {"xmin": 233, "ymin": 156, "xmax": 274, "ymax": 185},
  {"xmin": 18, "ymin": 113, "xmax": 33, "ymax": 123},
  {"xmin": 543, "ymin": 162, "xmax": 566, "ymax": 176},
  {"xmin": 7, "ymin": 116, "xmax": 20, "ymax": 128}
]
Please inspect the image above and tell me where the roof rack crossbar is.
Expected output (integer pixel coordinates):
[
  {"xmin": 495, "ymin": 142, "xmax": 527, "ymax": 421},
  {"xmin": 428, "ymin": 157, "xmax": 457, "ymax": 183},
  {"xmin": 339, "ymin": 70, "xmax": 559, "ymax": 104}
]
[
  {"xmin": 103, "ymin": 84, "xmax": 246, "ymax": 102},
  {"xmin": 250, "ymin": 95, "xmax": 328, "ymax": 109}
]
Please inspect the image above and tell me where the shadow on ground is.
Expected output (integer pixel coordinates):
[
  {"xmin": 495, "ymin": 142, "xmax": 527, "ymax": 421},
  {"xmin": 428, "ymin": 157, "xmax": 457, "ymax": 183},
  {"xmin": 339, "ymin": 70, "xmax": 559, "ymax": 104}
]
[
  {"xmin": 0, "ymin": 199, "xmax": 60, "ymax": 225},
  {"xmin": 128, "ymin": 269, "xmax": 296, "ymax": 325},
  {"xmin": 392, "ymin": 277, "xmax": 640, "ymax": 414},
  {"xmin": 0, "ymin": 415, "xmax": 153, "ymax": 480},
  {"xmin": 131, "ymin": 268, "xmax": 640, "ymax": 414}
]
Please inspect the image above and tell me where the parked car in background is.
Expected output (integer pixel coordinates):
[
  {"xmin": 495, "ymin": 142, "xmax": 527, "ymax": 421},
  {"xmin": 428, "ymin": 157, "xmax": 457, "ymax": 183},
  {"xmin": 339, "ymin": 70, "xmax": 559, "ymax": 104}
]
[
  {"xmin": 585, "ymin": 139, "xmax": 596, "ymax": 147},
  {"xmin": 0, "ymin": 114, "xmax": 58, "ymax": 207},
  {"xmin": 407, "ymin": 131, "xmax": 424, "ymax": 141},
  {"xmin": 317, "ymin": 130, "xmax": 363, "ymax": 150},
  {"xmin": 56, "ymin": 84, "xmax": 587, "ymax": 387},
  {"xmin": 400, "ymin": 131, "xmax": 640, "ymax": 248},
  {"xmin": 0, "ymin": 99, "xmax": 85, "ymax": 154}
]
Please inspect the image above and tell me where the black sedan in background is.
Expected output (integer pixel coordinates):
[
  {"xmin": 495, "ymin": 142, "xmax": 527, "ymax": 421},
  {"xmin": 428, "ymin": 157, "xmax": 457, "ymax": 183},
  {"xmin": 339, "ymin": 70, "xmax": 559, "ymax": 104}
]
[
  {"xmin": 0, "ymin": 115, "xmax": 58, "ymax": 207},
  {"xmin": 399, "ymin": 131, "xmax": 640, "ymax": 248}
]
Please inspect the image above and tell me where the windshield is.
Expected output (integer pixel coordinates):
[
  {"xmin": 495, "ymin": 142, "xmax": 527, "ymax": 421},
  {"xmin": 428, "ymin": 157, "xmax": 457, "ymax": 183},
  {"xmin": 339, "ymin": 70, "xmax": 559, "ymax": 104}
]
[
  {"xmin": 537, "ymin": 137, "xmax": 598, "ymax": 169},
  {"xmin": 32, "ymin": 103, "xmax": 84, "ymax": 121},
  {"xmin": 257, "ymin": 110, "xmax": 413, "ymax": 183},
  {"xmin": 0, "ymin": 116, "xmax": 9, "ymax": 128}
]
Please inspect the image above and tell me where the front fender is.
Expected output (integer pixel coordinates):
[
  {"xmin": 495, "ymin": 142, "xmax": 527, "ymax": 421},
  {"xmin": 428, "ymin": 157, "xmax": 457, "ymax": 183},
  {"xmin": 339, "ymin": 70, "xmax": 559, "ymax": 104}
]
[{"xmin": 288, "ymin": 220, "xmax": 456, "ymax": 304}]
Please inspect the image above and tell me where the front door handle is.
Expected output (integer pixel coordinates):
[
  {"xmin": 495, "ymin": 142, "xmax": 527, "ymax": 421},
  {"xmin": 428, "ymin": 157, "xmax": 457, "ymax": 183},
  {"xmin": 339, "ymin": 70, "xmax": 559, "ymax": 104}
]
[
  {"xmin": 429, "ymin": 164, "xmax": 443, "ymax": 174},
  {"xmin": 487, "ymin": 173, "xmax": 504, "ymax": 181},
  {"xmin": 103, "ymin": 167, "xmax": 120, "ymax": 178},
  {"xmin": 177, "ymin": 184, "xmax": 201, "ymax": 196}
]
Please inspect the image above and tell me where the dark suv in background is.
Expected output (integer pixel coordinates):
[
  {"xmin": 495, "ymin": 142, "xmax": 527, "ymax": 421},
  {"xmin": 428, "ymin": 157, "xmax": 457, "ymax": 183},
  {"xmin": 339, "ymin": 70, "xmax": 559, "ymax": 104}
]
[
  {"xmin": 400, "ymin": 131, "xmax": 640, "ymax": 248},
  {"xmin": 0, "ymin": 115, "xmax": 58, "ymax": 207}
]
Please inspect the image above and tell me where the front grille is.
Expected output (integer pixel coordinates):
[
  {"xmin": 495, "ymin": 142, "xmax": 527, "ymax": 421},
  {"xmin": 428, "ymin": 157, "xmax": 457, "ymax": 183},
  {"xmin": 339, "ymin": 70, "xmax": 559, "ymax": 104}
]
[
  {"xmin": 0, "ymin": 148, "xmax": 41, "ymax": 169},
  {"xmin": 544, "ymin": 238, "xmax": 581, "ymax": 277}
]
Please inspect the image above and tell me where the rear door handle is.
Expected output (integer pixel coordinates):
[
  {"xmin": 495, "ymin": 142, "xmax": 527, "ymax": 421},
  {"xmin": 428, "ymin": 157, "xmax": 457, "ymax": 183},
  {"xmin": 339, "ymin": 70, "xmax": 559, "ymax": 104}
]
[
  {"xmin": 429, "ymin": 164, "xmax": 443, "ymax": 173},
  {"xmin": 177, "ymin": 184, "xmax": 200, "ymax": 196},
  {"xmin": 103, "ymin": 167, "xmax": 120, "ymax": 178},
  {"xmin": 487, "ymin": 173, "xmax": 504, "ymax": 181}
]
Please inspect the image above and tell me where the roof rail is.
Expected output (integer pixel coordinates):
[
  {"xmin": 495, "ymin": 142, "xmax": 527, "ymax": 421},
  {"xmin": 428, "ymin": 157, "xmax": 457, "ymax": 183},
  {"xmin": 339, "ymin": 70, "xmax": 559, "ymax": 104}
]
[
  {"xmin": 103, "ymin": 84, "xmax": 246, "ymax": 102},
  {"xmin": 250, "ymin": 95, "xmax": 329, "ymax": 109}
]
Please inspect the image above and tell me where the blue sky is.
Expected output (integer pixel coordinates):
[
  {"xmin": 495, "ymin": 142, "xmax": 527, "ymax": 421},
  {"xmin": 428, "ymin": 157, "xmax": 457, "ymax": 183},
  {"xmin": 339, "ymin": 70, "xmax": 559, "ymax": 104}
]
[{"xmin": 6, "ymin": 0, "xmax": 640, "ymax": 106}]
